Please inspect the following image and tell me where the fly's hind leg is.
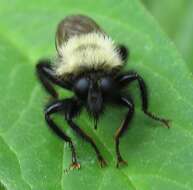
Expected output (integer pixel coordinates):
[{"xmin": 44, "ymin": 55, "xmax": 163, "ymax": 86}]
[{"xmin": 115, "ymin": 97, "xmax": 134, "ymax": 168}]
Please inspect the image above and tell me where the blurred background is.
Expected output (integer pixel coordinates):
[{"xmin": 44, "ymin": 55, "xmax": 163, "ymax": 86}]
[{"xmin": 142, "ymin": 0, "xmax": 193, "ymax": 71}]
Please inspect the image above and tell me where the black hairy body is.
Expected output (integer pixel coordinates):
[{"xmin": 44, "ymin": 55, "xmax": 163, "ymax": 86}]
[{"xmin": 36, "ymin": 15, "xmax": 170, "ymax": 169}]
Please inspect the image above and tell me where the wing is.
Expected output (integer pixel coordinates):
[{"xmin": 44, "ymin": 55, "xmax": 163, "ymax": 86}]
[{"xmin": 55, "ymin": 15, "xmax": 105, "ymax": 53}]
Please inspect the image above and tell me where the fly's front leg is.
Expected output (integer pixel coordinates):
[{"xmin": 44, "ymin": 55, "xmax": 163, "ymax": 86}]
[
  {"xmin": 118, "ymin": 72, "xmax": 170, "ymax": 128},
  {"xmin": 45, "ymin": 100, "xmax": 80, "ymax": 169}
]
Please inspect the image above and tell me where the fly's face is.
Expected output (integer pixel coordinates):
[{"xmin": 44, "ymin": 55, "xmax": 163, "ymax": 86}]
[{"xmin": 73, "ymin": 73, "xmax": 116, "ymax": 117}]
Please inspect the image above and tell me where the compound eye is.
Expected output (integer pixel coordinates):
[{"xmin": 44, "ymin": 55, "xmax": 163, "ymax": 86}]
[
  {"xmin": 74, "ymin": 78, "xmax": 89, "ymax": 95},
  {"xmin": 100, "ymin": 77, "xmax": 113, "ymax": 93}
]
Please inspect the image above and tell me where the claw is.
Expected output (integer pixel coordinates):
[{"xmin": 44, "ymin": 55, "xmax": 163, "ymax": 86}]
[
  {"xmin": 64, "ymin": 162, "xmax": 81, "ymax": 173},
  {"xmin": 98, "ymin": 157, "xmax": 107, "ymax": 168},
  {"xmin": 116, "ymin": 157, "xmax": 128, "ymax": 168},
  {"xmin": 70, "ymin": 162, "xmax": 81, "ymax": 170},
  {"xmin": 162, "ymin": 119, "xmax": 171, "ymax": 129}
]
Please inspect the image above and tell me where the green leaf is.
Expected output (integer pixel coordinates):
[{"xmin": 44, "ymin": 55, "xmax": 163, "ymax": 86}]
[
  {"xmin": 142, "ymin": 0, "xmax": 193, "ymax": 72},
  {"xmin": 0, "ymin": 0, "xmax": 193, "ymax": 190},
  {"xmin": 175, "ymin": 1, "xmax": 193, "ymax": 72},
  {"xmin": 141, "ymin": 0, "xmax": 187, "ymax": 38}
]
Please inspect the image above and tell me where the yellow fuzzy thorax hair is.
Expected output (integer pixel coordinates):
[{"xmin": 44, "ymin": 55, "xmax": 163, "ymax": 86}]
[{"xmin": 55, "ymin": 33, "xmax": 123, "ymax": 77}]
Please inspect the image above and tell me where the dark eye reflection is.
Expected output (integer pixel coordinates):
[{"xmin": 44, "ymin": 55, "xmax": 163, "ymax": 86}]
[
  {"xmin": 74, "ymin": 77, "xmax": 90, "ymax": 95},
  {"xmin": 100, "ymin": 77, "xmax": 114, "ymax": 93}
]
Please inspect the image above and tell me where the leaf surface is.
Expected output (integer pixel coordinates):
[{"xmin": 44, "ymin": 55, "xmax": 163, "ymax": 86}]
[
  {"xmin": 142, "ymin": 0, "xmax": 193, "ymax": 71},
  {"xmin": 0, "ymin": 0, "xmax": 193, "ymax": 190}
]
